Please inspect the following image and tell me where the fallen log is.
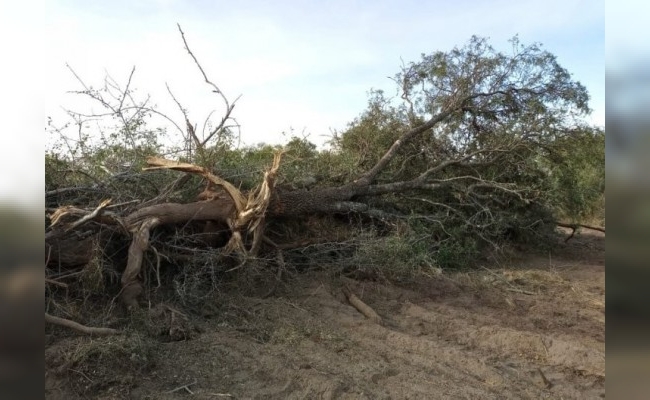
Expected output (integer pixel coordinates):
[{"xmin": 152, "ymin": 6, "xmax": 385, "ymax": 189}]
[
  {"xmin": 342, "ymin": 286, "xmax": 383, "ymax": 325},
  {"xmin": 557, "ymin": 222, "xmax": 605, "ymax": 242}
]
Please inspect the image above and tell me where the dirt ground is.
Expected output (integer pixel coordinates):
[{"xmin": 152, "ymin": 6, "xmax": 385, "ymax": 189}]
[{"xmin": 45, "ymin": 229, "xmax": 605, "ymax": 399}]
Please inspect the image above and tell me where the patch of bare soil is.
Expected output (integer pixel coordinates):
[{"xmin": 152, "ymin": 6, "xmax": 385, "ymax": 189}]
[{"xmin": 46, "ymin": 230, "xmax": 605, "ymax": 399}]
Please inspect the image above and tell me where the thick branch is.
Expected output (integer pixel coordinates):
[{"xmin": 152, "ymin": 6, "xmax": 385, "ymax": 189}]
[
  {"xmin": 144, "ymin": 156, "xmax": 246, "ymax": 213},
  {"xmin": 557, "ymin": 222, "xmax": 605, "ymax": 233},
  {"xmin": 46, "ymin": 186, "xmax": 107, "ymax": 197},
  {"xmin": 126, "ymin": 199, "xmax": 235, "ymax": 227},
  {"xmin": 268, "ymin": 185, "xmax": 359, "ymax": 216},
  {"xmin": 121, "ymin": 217, "xmax": 160, "ymax": 309},
  {"xmin": 342, "ymin": 286, "xmax": 383, "ymax": 325},
  {"xmin": 356, "ymin": 89, "xmax": 528, "ymax": 186},
  {"xmin": 356, "ymin": 108, "xmax": 456, "ymax": 185}
]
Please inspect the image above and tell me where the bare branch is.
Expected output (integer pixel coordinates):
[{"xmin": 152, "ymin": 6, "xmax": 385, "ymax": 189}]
[
  {"xmin": 45, "ymin": 313, "xmax": 120, "ymax": 336},
  {"xmin": 177, "ymin": 24, "xmax": 228, "ymax": 104},
  {"xmin": 176, "ymin": 23, "xmax": 241, "ymax": 148},
  {"xmin": 118, "ymin": 66, "xmax": 136, "ymax": 112}
]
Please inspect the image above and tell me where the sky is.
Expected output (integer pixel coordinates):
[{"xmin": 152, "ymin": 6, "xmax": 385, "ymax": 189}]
[
  {"xmin": 41, "ymin": 0, "xmax": 604, "ymax": 148},
  {"xmin": 1, "ymin": 0, "xmax": 605, "ymax": 205}
]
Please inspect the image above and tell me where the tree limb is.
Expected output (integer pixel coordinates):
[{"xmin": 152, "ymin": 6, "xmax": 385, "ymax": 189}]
[{"xmin": 355, "ymin": 90, "xmax": 519, "ymax": 186}]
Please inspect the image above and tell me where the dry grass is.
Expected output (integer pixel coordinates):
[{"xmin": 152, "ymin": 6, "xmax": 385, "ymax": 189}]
[{"xmin": 46, "ymin": 333, "xmax": 156, "ymax": 397}]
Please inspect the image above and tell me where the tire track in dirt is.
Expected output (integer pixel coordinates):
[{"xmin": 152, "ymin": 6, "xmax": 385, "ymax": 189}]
[
  {"xmin": 398, "ymin": 301, "xmax": 604, "ymax": 375},
  {"xmin": 132, "ymin": 257, "xmax": 604, "ymax": 399},
  {"xmin": 305, "ymin": 286, "xmax": 545, "ymax": 399},
  {"xmin": 290, "ymin": 258, "xmax": 605, "ymax": 399}
]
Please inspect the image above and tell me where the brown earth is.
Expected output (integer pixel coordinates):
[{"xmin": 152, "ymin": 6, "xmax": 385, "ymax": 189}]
[{"xmin": 45, "ymin": 229, "xmax": 605, "ymax": 399}]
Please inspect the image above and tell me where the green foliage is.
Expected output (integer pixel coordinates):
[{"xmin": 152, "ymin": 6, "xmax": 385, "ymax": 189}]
[
  {"xmin": 279, "ymin": 136, "xmax": 319, "ymax": 183},
  {"xmin": 352, "ymin": 233, "xmax": 436, "ymax": 278},
  {"xmin": 198, "ymin": 136, "xmax": 357, "ymax": 192},
  {"xmin": 435, "ymin": 235, "xmax": 479, "ymax": 269},
  {"xmin": 350, "ymin": 221, "xmax": 481, "ymax": 275},
  {"xmin": 330, "ymin": 35, "xmax": 603, "ymax": 264},
  {"xmin": 45, "ymin": 153, "xmax": 74, "ymax": 190},
  {"xmin": 335, "ymin": 91, "xmax": 405, "ymax": 173},
  {"xmin": 400, "ymin": 35, "xmax": 590, "ymax": 123},
  {"xmin": 541, "ymin": 128, "xmax": 605, "ymax": 223},
  {"xmin": 204, "ymin": 143, "xmax": 281, "ymax": 190}
]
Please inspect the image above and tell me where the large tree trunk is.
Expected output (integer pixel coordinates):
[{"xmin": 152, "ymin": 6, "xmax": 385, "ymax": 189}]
[
  {"xmin": 126, "ymin": 198, "xmax": 236, "ymax": 226},
  {"xmin": 268, "ymin": 184, "xmax": 362, "ymax": 216}
]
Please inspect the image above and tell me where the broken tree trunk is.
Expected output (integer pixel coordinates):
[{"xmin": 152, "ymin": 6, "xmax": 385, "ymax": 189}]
[{"xmin": 115, "ymin": 153, "xmax": 283, "ymax": 308}]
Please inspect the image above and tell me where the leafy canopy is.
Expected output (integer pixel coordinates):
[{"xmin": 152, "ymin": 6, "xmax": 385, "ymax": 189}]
[{"xmin": 331, "ymin": 36, "xmax": 603, "ymax": 261}]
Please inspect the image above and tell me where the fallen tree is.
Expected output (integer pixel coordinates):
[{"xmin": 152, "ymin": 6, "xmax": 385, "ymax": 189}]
[{"xmin": 45, "ymin": 28, "xmax": 604, "ymax": 315}]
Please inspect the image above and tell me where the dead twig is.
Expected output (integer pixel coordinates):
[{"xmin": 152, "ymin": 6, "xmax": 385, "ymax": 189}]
[
  {"xmin": 151, "ymin": 245, "xmax": 163, "ymax": 289},
  {"xmin": 105, "ymin": 199, "xmax": 141, "ymax": 209},
  {"xmin": 166, "ymin": 379, "xmax": 197, "ymax": 394},
  {"xmin": 46, "ymin": 270, "xmax": 85, "ymax": 281},
  {"xmin": 176, "ymin": 24, "xmax": 241, "ymax": 148},
  {"xmin": 45, "ymin": 278, "xmax": 68, "ymax": 288},
  {"xmin": 45, "ymin": 313, "xmax": 120, "ymax": 336},
  {"xmin": 69, "ymin": 368, "xmax": 93, "ymax": 383},
  {"xmin": 505, "ymin": 287, "xmax": 536, "ymax": 295},
  {"xmin": 45, "ymin": 245, "xmax": 52, "ymax": 268},
  {"xmin": 557, "ymin": 221, "xmax": 605, "ymax": 233},
  {"xmin": 137, "ymin": 174, "xmax": 192, "ymax": 209},
  {"xmin": 49, "ymin": 199, "xmax": 112, "ymax": 229},
  {"xmin": 480, "ymin": 266, "xmax": 536, "ymax": 295},
  {"xmin": 537, "ymin": 367, "xmax": 554, "ymax": 389},
  {"xmin": 539, "ymin": 336, "xmax": 550, "ymax": 359}
]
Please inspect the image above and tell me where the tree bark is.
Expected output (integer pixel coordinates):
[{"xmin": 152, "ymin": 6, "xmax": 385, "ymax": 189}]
[{"xmin": 126, "ymin": 198, "xmax": 236, "ymax": 226}]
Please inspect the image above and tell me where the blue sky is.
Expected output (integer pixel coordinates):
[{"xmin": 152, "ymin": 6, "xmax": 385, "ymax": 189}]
[
  {"xmin": 0, "ymin": 0, "xmax": 606, "ymax": 205},
  {"xmin": 42, "ymin": 0, "xmax": 605, "ymax": 149}
]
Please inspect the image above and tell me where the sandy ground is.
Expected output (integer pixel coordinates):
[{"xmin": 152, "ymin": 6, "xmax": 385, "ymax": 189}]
[{"xmin": 46, "ymin": 230, "xmax": 605, "ymax": 399}]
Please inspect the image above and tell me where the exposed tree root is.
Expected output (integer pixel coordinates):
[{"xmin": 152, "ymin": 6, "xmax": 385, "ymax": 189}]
[{"xmin": 121, "ymin": 217, "xmax": 161, "ymax": 310}]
